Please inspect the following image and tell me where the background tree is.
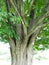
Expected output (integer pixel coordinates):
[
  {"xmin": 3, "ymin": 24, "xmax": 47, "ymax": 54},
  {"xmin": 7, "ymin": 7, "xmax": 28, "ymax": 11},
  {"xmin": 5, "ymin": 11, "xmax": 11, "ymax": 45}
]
[{"xmin": 0, "ymin": 0, "xmax": 49, "ymax": 65}]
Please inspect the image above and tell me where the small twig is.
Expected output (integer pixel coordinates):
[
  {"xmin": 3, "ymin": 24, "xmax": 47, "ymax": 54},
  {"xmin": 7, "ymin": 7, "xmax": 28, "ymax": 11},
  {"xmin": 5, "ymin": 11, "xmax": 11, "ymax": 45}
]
[{"xmin": 25, "ymin": 0, "xmax": 34, "ymax": 15}]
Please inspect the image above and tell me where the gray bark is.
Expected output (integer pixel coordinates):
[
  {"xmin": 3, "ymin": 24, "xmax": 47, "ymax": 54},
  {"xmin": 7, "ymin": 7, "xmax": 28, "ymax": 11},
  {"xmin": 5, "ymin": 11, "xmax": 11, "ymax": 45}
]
[
  {"xmin": 5, "ymin": 0, "xmax": 49, "ymax": 65},
  {"xmin": 9, "ymin": 40, "xmax": 34, "ymax": 65}
]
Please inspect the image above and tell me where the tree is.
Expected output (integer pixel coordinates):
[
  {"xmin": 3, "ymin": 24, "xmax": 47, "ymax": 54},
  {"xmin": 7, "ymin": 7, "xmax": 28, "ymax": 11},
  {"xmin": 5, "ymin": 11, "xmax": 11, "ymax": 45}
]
[{"xmin": 0, "ymin": 0, "xmax": 49, "ymax": 65}]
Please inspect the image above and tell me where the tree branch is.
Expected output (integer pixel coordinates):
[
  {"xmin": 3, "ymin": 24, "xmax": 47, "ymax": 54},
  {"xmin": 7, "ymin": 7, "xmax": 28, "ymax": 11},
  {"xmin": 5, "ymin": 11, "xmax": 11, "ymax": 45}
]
[
  {"xmin": 28, "ymin": 3, "xmax": 49, "ymax": 37},
  {"xmin": 5, "ymin": 0, "xmax": 17, "ymax": 32},
  {"xmin": 10, "ymin": 0, "xmax": 27, "ymax": 37},
  {"xmin": 28, "ymin": 28, "xmax": 41, "ymax": 47},
  {"xmin": 28, "ymin": 18, "xmax": 49, "ymax": 38},
  {"xmin": 25, "ymin": 0, "xmax": 34, "ymax": 15},
  {"xmin": 27, "ymin": 21, "xmax": 49, "ymax": 47}
]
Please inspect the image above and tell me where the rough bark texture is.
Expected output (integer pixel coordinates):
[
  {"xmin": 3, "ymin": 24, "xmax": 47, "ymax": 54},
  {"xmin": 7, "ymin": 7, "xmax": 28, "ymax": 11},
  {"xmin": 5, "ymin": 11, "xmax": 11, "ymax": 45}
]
[
  {"xmin": 9, "ymin": 35, "xmax": 34, "ymax": 65},
  {"xmin": 10, "ymin": 40, "xmax": 34, "ymax": 65},
  {"xmin": 5, "ymin": 0, "xmax": 49, "ymax": 65}
]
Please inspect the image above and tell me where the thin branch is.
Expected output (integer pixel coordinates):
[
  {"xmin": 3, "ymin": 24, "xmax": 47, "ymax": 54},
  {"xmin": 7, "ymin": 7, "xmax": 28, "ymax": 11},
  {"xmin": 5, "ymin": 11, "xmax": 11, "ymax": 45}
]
[
  {"xmin": 29, "ymin": 0, "xmax": 34, "ymax": 9},
  {"xmin": 28, "ymin": 3, "xmax": 49, "ymax": 37},
  {"xmin": 10, "ymin": 0, "xmax": 27, "ymax": 36},
  {"xmin": 27, "ymin": 21, "xmax": 49, "ymax": 47},
  {"xmin": 27, "ymin": 28, "xmax": 41, "ymax": 47},
  {"xmin": 28, "ymin": 18, "xmax": 49, "ymax": 38},
  {"xmin": 5, "ymin": 0, "xmax": 11, "ymax": 12},
  {"xmin": 25, "ymin": 0, "xmax": 34, "ymax": 15},
  {"xmin": 10, "ymin": 0, "xmax": 25, "ymax": 24},
  {"xmin": 10, "ymin": 0, "xmax": 21, "ymax": 17},
  {"xmin": 5, "ymin": 0, "xmax": 17, "ymax": 33}
]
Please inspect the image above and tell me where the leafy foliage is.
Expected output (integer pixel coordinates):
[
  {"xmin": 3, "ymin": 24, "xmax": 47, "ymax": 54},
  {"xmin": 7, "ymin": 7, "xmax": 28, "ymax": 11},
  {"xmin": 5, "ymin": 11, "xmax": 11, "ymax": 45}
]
[
  {"xmin": 34, "ymin": 24, "xmax": 49, "ymax": 50},
  {"xmin": 0, "ymin": 0, "xmax": 49, "ymax": 50}
]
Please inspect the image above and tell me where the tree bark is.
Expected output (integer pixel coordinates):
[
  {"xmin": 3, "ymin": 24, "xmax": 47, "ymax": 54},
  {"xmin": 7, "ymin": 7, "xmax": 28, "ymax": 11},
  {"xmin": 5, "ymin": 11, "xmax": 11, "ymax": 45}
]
[
  {"xmin": 10, "ymin": 40, "xmax": 34, "ymax": 65},
  {"xmin": 5, "ymin": 0, "xmax": 49, "ymax": 65}
]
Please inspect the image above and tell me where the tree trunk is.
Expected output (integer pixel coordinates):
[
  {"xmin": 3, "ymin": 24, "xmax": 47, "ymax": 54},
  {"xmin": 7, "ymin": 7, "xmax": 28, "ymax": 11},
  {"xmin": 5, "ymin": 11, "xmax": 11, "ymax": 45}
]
[{"xmin": 10, "ymin": 40, "xmax": 33, "ymax": 65}]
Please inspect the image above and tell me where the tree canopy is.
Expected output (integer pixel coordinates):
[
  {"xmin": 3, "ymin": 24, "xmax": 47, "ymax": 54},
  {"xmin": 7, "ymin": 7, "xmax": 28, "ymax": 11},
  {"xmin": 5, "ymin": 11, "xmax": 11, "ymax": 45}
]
[{"xmin": 0, "ymin": 0, "xmax": 49, "ymax": 50}]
